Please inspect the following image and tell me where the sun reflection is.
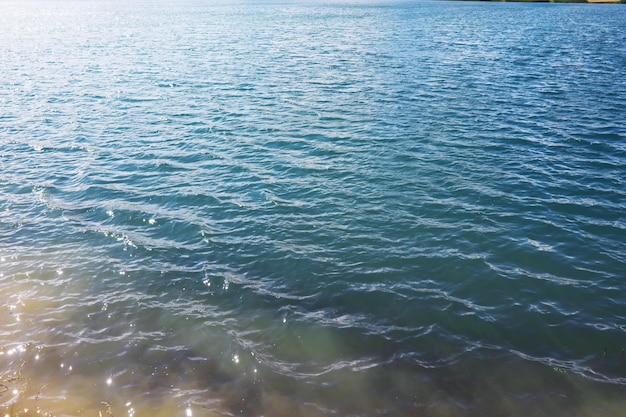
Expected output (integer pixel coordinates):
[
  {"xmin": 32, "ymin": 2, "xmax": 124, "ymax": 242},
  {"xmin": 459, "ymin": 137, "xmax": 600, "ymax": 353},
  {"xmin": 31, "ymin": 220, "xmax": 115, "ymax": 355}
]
[
  {"xmin": 185, "ymin": 407, "xmax": 192, "ymax": 417},
  {"xmin": 5, "ymin": 344, "xmax": 27, "ymax": 356}
]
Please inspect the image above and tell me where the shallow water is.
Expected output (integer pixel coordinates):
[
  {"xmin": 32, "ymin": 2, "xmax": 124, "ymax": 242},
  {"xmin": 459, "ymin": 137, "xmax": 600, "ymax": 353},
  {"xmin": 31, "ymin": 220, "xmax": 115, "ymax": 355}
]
[{"xmin": 1, "ymin": 0, "xmax": 626, "ymax": 416}]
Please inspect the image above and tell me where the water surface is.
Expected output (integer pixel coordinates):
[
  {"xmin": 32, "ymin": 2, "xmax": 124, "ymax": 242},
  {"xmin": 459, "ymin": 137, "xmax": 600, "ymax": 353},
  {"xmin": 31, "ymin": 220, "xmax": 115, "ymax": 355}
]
[{"xmin": 1, "ymin": 1, "xmax": 625, "ymax": 416}]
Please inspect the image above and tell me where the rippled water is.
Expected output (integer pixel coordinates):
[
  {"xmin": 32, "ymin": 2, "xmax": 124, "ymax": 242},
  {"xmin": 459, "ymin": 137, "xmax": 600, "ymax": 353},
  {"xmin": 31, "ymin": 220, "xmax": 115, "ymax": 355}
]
[{"xmin": 1, "ymin": 1, "xmax": 626, "ymax": 416}]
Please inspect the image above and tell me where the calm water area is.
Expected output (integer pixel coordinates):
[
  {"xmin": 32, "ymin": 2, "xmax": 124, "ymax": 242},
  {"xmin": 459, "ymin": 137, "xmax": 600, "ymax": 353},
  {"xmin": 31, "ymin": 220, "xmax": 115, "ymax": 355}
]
[{"xmin": 1, "ymin": 0, "xmax": 625, "ymax": 416}]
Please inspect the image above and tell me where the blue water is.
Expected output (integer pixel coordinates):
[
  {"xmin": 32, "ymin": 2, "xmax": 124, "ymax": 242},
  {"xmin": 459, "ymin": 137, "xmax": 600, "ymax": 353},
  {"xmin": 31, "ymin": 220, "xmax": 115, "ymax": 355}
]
[{"xmin": 1, "ymin": 1, "xmax": 626, "ymax": 416}]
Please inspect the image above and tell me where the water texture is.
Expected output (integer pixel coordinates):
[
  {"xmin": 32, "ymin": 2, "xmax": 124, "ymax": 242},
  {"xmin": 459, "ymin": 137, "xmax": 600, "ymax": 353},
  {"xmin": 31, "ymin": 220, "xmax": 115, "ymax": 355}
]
[{"xmin": 1, "ymin": 1, "xmax": 625, "ymax": 416}]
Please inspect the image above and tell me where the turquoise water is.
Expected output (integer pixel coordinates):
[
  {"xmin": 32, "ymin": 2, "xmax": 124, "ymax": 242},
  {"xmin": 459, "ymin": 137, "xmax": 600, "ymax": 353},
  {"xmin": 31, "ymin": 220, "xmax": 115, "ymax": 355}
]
[{"xmin": 1, "ymin": 1, "xmax": 625, "ymax": 416}]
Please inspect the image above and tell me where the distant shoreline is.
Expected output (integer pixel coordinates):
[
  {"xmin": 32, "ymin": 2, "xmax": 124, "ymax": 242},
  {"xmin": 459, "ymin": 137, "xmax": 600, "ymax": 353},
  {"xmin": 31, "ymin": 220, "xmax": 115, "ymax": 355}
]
[{"xmin": 457, "ymin": 0, "xmax": 624, "ymax": 3}]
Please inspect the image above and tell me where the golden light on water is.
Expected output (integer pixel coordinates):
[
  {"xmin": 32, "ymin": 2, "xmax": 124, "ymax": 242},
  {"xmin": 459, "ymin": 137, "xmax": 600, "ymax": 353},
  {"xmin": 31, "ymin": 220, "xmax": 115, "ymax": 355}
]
[
  {"xmin": 0, "ymin": 257, "xmax": 622, "ymax": 417},
  {"xmin": 2, "ymin": 252, "xmax": 625, "ymax": 417}
]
